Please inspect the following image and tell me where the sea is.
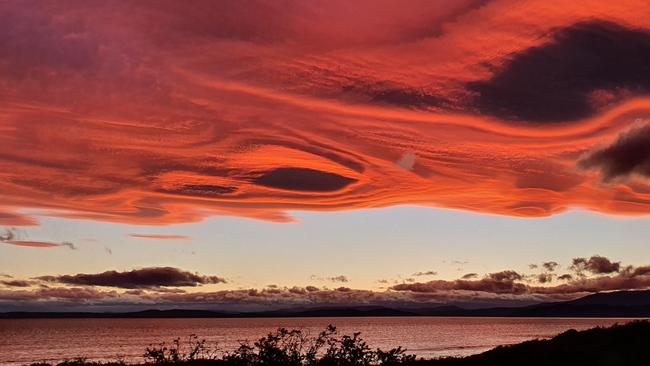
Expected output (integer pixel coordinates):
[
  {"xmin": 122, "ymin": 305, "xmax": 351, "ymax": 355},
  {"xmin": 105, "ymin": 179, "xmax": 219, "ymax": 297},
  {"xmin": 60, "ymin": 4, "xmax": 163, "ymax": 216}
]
[{"xmin": 0, "ymin": 317, "xmax": 636, "ymax": 365}]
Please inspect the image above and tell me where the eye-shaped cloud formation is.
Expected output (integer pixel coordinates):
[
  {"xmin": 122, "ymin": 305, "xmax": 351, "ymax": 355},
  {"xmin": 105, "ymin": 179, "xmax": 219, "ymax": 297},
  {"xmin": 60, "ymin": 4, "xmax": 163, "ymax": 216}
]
[
  {"xmin": 36, "ymin": 267, "xmax": 226, "ymax": 289},
  {"xmin": 1, "ymin": 1, "xmax": 650, "ymax": 226}
]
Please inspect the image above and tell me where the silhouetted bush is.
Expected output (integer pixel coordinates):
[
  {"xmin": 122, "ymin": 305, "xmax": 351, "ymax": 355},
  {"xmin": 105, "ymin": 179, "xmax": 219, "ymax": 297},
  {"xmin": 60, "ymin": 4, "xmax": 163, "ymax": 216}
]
[
  {"xmin": 137, "ymin": 325, "xmax": 415, "ymax": 366},
  {"xmin": 144, "ymin": 335, "xmax": 219, "ymax": 364}
]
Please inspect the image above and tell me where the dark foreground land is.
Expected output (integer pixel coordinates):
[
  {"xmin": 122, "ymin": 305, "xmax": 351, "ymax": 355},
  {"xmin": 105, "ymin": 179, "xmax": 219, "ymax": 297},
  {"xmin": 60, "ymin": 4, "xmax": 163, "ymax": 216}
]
[{"xmin": 29, "ymin": 320, "xmax": 650, "ymax": 366}]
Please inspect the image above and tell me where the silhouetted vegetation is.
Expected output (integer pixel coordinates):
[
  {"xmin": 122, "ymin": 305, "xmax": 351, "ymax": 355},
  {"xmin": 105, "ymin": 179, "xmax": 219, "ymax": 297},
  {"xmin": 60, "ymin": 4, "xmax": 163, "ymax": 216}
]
[
  {"xmin": 138, "ymin": 325, "xmax": 415, "ymax": 366},
  {"xmin": 423, "ymin": 320, "xmax": 650, "ymax": 366},
  {"xmin": 29, "ymin": 321, "xmax": 650, "ymax": 366}
]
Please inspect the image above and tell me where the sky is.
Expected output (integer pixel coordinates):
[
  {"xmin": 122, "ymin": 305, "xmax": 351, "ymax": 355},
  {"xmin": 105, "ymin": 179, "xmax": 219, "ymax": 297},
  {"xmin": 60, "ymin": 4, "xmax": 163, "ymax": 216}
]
[{"xmin": 2, "ymin": 0, "xmax": 650, "ymax": 311}]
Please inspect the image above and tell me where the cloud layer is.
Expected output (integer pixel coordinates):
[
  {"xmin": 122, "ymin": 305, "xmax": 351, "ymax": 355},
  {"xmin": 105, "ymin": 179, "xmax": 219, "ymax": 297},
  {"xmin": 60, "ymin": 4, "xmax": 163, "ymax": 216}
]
[
  {"xmin": 2, "ymin": 255, "xmax": 650, "ymax": 310},
  {"xmin": 36, "ymin": 267, "xmax": 226, "ymax": 289},
  {"xmin": 1, "ymin": 1, "xmax": 650, "ymax": 226}
]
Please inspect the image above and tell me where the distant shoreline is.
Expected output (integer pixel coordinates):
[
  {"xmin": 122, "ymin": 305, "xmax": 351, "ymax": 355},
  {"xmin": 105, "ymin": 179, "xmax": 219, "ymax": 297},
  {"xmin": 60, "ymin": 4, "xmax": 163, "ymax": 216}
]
[
  {"xmin": 4, "ymin": 290, "xmax": 650, "ymax": 319},
  {"xmin": 2, "ymin": 308, "xmax": 650, "ymax": 319}
]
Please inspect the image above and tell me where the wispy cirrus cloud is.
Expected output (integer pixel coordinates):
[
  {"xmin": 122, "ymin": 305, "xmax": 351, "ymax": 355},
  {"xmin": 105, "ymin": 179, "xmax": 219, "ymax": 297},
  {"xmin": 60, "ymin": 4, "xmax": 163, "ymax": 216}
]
[
  {"xmin": 129, "ymin": 234, "xmax": 190, "ymax": 240},
  {"xmin": 413, "ymin": 271, "xmax": 438, "ymax": 277},
  {"xmin": 310, "ymin": 275, "xmax": 350, "ymax": 283},
  {"xmin": 1, "ymin": 229, "xmax": 76, "ymax": 249}
]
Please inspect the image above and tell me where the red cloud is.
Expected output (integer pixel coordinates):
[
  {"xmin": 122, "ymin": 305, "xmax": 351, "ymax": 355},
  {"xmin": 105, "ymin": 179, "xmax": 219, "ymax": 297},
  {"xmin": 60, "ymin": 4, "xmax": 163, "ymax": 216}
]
[
  {"xmin": 1, "ymin": 229, "xmax": 76, "ymax": 249},
  {"xmin": 0, "ymin": 210, "xmax": 38, "ymax": 226},
  {"xmin": 1, "ymin": 1, "xmax": 650, "ymax": 226},
  {"xmin": 4, "ymin": 241, "xmax": 62, "ymax": 248},
  {"xmin": 129, "ymin": 234, "xmax": 190, "ymax": 240}
]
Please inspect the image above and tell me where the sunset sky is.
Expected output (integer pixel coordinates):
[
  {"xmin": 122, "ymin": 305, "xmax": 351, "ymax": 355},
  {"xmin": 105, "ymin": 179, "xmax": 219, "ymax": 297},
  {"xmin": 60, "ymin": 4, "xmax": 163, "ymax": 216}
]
[{"xmin": 2, "ymin": 0, "xmax": 650, "ymax": 312}]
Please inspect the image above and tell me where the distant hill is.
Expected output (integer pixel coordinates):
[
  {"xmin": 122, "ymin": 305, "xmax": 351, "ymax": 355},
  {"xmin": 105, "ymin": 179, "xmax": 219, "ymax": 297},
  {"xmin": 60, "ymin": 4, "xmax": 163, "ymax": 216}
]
[
  {"xmin": 430, "ymin": 290, "xmax": 650, "ymax": 317},
  {"xmin": 3, "ymin": 290, "xmax": 650, "ymax": 319},
  {"xmin": 483, "ymin": 289, "xmax": 650, "ymax": 317},
  {"xmin": 567, "ymin": 290, "xmax": 650, "ymax": 306},
  {"xmin": 421, "ymin": 320, "xmax": 650, "ymax": 365},
  {"xmin": 0, "ymin": 309, "xmax": 233, "ymax": 319}
]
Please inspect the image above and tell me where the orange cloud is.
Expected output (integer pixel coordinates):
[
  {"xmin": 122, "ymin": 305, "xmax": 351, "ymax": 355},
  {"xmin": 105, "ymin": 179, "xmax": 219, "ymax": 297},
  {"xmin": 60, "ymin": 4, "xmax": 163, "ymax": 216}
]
[
  {"xmin": 4, "ymin": 240, "xmax": 61, "ymax": 248},
  {"xmin": 1, "ymin": 229, "xmax": 76, "ymax": 249},
  {"xmin": 4, "ymin": 241, "xmax": 62, "ymax": 248},
  {"xmin": 1, "ymin": 1, "xmax": 650, "ymax": 226},
  {"xmin": 129, "ymin": 234, "xmax": 190, "ymax": 240}
]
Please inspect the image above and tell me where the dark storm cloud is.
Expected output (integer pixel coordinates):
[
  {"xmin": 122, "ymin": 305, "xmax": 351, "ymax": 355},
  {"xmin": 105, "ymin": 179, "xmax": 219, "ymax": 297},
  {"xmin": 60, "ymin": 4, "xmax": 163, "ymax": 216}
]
[
  {"xmin": 36, "ymin": 267, "xmax": 226, "ymax": 289},
  {"xmin": 579, "ymin": 123, "xmax": 650, "ymax": 181},
  {"xmin": 570, "ymin": 255, "xmax": 621, "ymax": 275},
  {"xmin": 253, "ymin": 167, "xmax": 356, "ymax": 192},
  {"xmin": 468, "ymin": 21, "xmax": 650, "ymax": 123}
]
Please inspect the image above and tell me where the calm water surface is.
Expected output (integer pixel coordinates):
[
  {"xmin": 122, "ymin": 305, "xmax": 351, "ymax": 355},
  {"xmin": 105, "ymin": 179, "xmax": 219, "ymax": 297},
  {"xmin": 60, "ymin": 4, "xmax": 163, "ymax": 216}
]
[{"xmin": 0, "ymin": 317, "xmax": 636, "ymax": 365}]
